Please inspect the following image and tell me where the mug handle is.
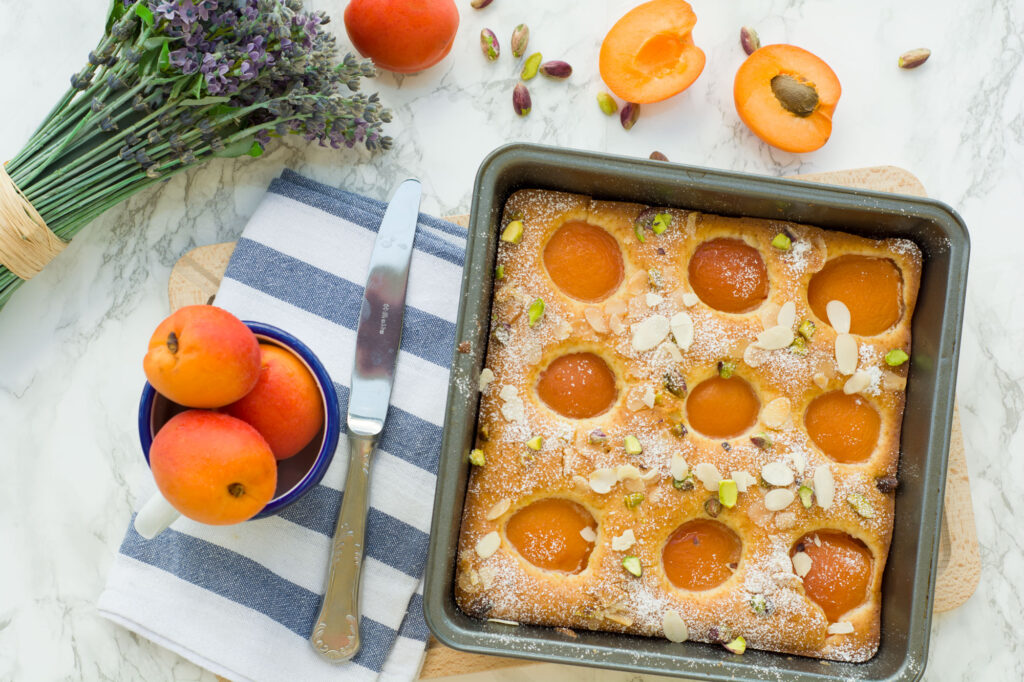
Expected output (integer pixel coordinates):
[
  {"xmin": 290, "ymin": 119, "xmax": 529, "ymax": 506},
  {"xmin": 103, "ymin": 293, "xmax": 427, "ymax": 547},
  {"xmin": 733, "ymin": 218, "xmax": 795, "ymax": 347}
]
[{"xmin": 134, "ymin": 490, "xmax": 180, "ymax": 539}]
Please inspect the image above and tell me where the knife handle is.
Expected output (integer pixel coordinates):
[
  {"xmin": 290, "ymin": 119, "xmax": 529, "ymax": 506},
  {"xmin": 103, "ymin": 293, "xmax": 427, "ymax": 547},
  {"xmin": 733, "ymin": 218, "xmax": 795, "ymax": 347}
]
[{"xmin": 310, "ymin": 432, "xmax": 376, "ymax": 662}]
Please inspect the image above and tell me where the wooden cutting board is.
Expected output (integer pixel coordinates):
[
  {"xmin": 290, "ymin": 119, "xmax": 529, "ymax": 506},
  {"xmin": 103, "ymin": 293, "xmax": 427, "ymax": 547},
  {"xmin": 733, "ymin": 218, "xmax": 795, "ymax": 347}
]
[{"xmin": 170, "ymin": 166, "xmax": 980, "ymax": 679}]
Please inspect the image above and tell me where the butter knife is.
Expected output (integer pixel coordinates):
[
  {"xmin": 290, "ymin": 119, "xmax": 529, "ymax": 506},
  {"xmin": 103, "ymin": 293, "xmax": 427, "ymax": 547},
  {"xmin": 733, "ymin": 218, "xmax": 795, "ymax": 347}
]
[{"xmin": 310, "ymin": 178, "xmax": 422, "ymax": 662}]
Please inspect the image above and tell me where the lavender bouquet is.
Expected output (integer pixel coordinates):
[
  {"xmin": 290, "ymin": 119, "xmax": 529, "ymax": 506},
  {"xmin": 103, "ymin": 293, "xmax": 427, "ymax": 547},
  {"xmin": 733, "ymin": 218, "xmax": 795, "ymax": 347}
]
[{"xmin": 0, "ymin": 0, "xmax": 390, "ymax": 309}]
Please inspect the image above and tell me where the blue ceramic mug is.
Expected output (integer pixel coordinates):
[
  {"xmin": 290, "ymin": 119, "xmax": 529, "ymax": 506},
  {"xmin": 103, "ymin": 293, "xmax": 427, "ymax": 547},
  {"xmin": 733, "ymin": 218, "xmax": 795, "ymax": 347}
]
[{"xmin": 134, "ymin": 321, "xmax": 340, "ymax": 538}]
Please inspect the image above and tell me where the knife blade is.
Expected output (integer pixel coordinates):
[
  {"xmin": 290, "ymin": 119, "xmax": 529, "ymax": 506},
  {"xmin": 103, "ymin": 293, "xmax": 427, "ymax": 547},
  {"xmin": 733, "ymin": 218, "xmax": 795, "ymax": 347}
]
[{"xmin": 311, "ymin": 178, "xmax": 422, "ymax": 663}]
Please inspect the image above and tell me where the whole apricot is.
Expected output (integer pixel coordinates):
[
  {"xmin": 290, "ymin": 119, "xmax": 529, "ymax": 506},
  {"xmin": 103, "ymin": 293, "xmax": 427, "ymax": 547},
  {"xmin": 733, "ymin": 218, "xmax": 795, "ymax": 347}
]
[
  {"xmin": 150, "ymin": 410, "xmax": 277, "ymax": 525},
  {"xmin": 224, "ymin": 344, "xmax": 325, "ymax": 460},
  {"xmin": 143, "ymin": 305, "xmax": 261, "ymax": 408},
  {"xmin": 344, "ymin": 0, "xmax": 459, "ymax": 74}
]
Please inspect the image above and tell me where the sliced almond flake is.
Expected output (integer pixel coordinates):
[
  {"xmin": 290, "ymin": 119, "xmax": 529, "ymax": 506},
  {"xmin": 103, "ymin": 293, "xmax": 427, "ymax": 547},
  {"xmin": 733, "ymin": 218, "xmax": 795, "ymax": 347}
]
[
  {"xmin": 732, "ymin": 470, "xmax": 757, "ymax": 493},
  {"xmin": 693, "ymin": 462, "xmax": 722, "ymax": 492},
  {"xmin": 611, "ymin": 529, "xmax": 636, "ymax": 551},
  {"xmin": 812, "ymin": 534, "xmax": 822, "ymax": 547},
  {"xmin": 844, "ymin": 370, "xmax": 872, "ymax": 395},
  {"xmin": 787, "ymin": 449, "xmax": 807, "ymax": 476},
  {"xmin": 609, "ymin": 313, "xmax": 626, "ymax": 335},
  {"xmin": 475, "ymin": 531, "xmax": 501, "ymax": 559},
  {"xmin": 572, "ymin": 474, "xmax": 589, "ymax": 493},
  {"xmin": 580, "ymin": 526, "xmax": 597, "ymax": 543},
  {"xmin": 682, "ymin": 292, "xmax": 699, "ymax": 307},
  {"xmin": 498, "ymin": 385, "xmax": 517, "ymax": 400},
  {"xmin": 670, "ymin": 454, "xmax": 689, "ymax": 481},
  {"xmin": 743, "ymin": 342, "xmax": 767, "ymax": 368},
  {"xmin": 662, "ymin": 610, "xmax": 689, "ymax": 643},
  {"xmin": 485, "ymin": 499, "xmax": 511, "ymax": 520},
  {"xmin": 487, "ymin": 618, "xmax": 520, "ymax": 626},
  {"xmin": 827, "ymin": 621, "xmax": 855, "ymax": 635},
  {"xmin": 626, "ymin": 269, "xmax": 649, "ymax": 295},
  {"xmin": 814, "ymin": 465, "xmax": 835, "ymax": 510},
  {"xmin": 645, "ymin": 293, "xmax": 664, "ymax": 307},
  {"xmin": 761, "ymin": 397, "xmax": 792, "ymax": 429},
  {"xmin": 604, "ymin": 613, "xmax": 634, "ymax": 627},
  {"xmin": 759, "ymin": 301, "xmax": 781, "ymax": 330},
  {"xmin": 641, "ymin": 386, "xmax": 656, "ymax": 408},
  {"xmin": 754, "ymin": 325, "xmax": 795, "ymax": 350},
  {"xmin": 764, "ymin": 488, "xmax": 795, "ymax": 511},
  {"xmin": 499, "ymin": 390, "xmax": 525, "ymax": 423},
  {"xmin": 835, "ymin": 333, "xmax": 858, "ymax": 375},
  {"xmin": 656, "ymin": 341, "xmax": 684, "ymax": 363},
  {"xmin": 777, "ymin": 301, "xmax": 797, "ymax": 329},
  {"xmin": 670, "ymin": 311, "xmax": 694, "ymax": 351},
  {"xmin": 604, "ymin": 299, "xmax": 627, "ymax": 316},
  {"xmin": 478, "ymin": 368, "xmax": 495, "ymax": 393},
  {"xmin": 616, "ymin": 464, "xmax": 642, "ymax": 481},
  {"xmin": 761, "ymin": 462, "xmax": 795, "ymax": 487},
  {"xmin": 640, "ymin": 468, "xmax": 661, "ymax": 483},
  {"xmin": 584, "ymin": 307, "xmax": 609, "ymax": 333},
  {"xmin": 589, "ymin": 468, "xmax": 618, "ymax": 494},
  {"xmin": 631, "ymin": 315, "xmax": 670, "ymax": 352},
  {"xmin": 775, "ymin": 511, "xmax": 798, "ymax": 530},
  {"xmin": 813, "ymin": 372, "xmax": 829, "ymax": 389},
  {"xmin": 554, "ymin": 318, "xmax": 572, "ymax": 341},
  {"xmin": 792, "ymin": 551, "xmax": 812, "ymax": 578},
  {"xmin": 882, "ymin": 370, "xmax": 907, "ymax": 391},
  {"xmin": 826, "ymin": 300, "xmax": 852, "ymax": 334},
  {"xmin": 624, "ymin": 477, "xmax": 645, "ymax": 493},
  {"xmin": 625, "ymin": 388, "xmax": 647, "ymax": 411},
  {"xmin": 479, "ymin": 566, "xmax": 496, "ymax": 589}
]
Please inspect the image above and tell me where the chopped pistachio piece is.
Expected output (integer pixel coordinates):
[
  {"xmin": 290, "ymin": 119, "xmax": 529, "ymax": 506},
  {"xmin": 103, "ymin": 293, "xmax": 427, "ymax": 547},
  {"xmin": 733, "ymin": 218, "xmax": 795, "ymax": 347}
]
[
  {"xmin": 501, "ymin": 219, "xmax": 524, "ymax": 244},
  {"xmin": 495, "ymin": 264, "xmax": 505, "ymax": 280},
  {"xmin": 885, "ymin": 348, "xmax": 910, "ymax": 366},
  {"xmin": 790, "ymin": 335, "xmax": 809, "ymax": 356},
  {"xmin": 749, "ymin": 433, "xmax": 773, "ymax": 450},
  {"xmin": 624, "ymin": 492, "xmax": 645, "ymax": 508},
  {"xmin": 469, "ymin": 448, "xmax": 486, "ymax": 466},
  {"xmin": 704, "ymin": 496, "xmax": 722, "ymax": 517},
  {"xmin": 670, "ymin": 422, "xmax": 688, "ymax": 438},
  {"xmin": 771, "ymin": 232, "xmax": 792, "ymax": 250},
  {"xmin": 651, "ymin": 213, "xmax": 672, "ymax": 235},
  {"xmin": 624, "ymin": 435, "xmax": 643, "ymax": 455},
  {"xmin": 750, "ymin": 594, "xmax": 768, "ymax": 615},
  {"xmin": 718, "ymin": 360, "xmax": 736, "ymax": 379},
  {"xmin": 798, "ymin": 485, "xmax": 814, "ymax": 509},
  {"xmin": 478, "ymin": 423, "xmax": 490, "ymax": 441},
  {"xmin": 526, "ymin": 435, "xmax": 543, "ymax": 451},
  {"xmin": 723, "ymin": 635, "xmax": 747, "ymax": 655},
  {"xmin": 648, "ymin": 267, "xmax": 664, "ymax": 289},
  {"xmin": 673, "ymin": 474, "xmax": 695, "ymax": 491},
  {"xmin": 718, "ymin": 480, "xmax": 739, "ymax": 508},
  {"xmin": 527, "ymin": 298, "xmax": 545, "ymax": 327},
  {"xmin": 663, "ymin": 368, "xmax": 687, "ymax": 397},
  {"xmin": 589, "ymin": 428, "xmax": 608, "ymax": 445},
  {"xmin": 846, "ymin": 492, "xmax": 875, "ymax": 518},
  {"xmin": 622, "ymin": 555, "xmax": 642, "ymax": 577},
  {"xmin": 634, "ymin": 222, "xmax": 646, "ymax": 243},
  {"xmin": 798, "ymin": 319, "xmax": 816, "ymax": 340}
]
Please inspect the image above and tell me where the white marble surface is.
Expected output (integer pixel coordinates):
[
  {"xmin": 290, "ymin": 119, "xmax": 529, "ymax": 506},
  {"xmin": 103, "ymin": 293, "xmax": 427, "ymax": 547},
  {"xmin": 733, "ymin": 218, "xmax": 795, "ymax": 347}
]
[{"xmin": 0, "ymin": 0, "xmax": 1021, "ymax": 680}]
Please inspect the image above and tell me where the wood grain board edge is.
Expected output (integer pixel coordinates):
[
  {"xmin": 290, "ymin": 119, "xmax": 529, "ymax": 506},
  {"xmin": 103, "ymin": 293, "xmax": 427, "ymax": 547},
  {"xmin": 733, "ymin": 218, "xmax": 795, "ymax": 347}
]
[{"xmin": 168, "ymin": 166, "xmax": 978, "ymax": 679}]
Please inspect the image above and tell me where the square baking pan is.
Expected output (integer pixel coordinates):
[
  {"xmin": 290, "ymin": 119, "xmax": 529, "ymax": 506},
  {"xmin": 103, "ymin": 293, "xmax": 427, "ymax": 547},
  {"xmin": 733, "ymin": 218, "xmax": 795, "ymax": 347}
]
[{"xmin": 424, "ymin": 143, "xmax": 969, "ymax": 682}]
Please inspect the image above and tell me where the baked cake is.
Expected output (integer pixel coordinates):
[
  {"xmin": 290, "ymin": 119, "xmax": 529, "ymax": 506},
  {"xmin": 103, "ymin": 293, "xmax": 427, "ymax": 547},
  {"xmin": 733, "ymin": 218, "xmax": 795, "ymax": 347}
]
[{"xmin": 455, "ymin": 189, "xmax": 921, "ymax": 662}]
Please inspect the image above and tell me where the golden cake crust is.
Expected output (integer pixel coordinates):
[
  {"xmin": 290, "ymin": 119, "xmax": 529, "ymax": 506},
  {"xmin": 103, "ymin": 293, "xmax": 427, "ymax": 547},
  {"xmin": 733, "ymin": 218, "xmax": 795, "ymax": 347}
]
[{"xmin": 455, "ymin": 189, "xmax": 922, "ymax": 663}]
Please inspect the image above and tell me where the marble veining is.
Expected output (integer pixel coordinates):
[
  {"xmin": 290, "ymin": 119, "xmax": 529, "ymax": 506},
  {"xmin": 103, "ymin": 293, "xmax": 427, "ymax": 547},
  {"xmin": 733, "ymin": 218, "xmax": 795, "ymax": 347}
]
[{"xmin": 0, "ymin": 0, "xmax": 1022, "ymax": 680}]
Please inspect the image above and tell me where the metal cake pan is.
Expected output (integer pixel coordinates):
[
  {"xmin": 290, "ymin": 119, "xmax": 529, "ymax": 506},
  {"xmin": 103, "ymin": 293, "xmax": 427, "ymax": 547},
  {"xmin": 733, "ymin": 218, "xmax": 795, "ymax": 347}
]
[{"xmin": 424, "ymin": 143, "xmax": 969, "ymax": 682}]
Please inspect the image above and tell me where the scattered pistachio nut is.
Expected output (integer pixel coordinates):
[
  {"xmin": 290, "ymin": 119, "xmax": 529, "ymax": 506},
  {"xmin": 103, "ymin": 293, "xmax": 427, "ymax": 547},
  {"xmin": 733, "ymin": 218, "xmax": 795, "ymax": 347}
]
[
  {"xmin": 501, "ymin": 219, "xmax": 524, "ymax": 243},
  {"xmin": 620, "ymin": 102, "xmax": 640, "ymax": 130},
  {"xmin": 718, "ymin": 360, "xmax": 736, "ymax": 379},
  {"xmin": 624, "ymin": 435, "xmax": 643, "ymax": 455},
  {"xmin": 704, "ymin": 496, "xmax": 723, "ymax": 517},
  {"xmin": 750, "ymin": 594, "xmax": 768, "ymax": 615},
  {"xmin": 770, "ymin": 232, "xmax": 792, "ymax": 250},
  {"xmin": 469, "ymin": 448, "xmax": 486, "ymax": 466},
  {"xmin": 673, "ymin": 475, "xmax": 695, "ymax": 490},
  {"xmin": 510, "ymin": 23, "xmax": 529, "ymax": 58},
  {"xmin": 525, "ymin": 435, "xmax": 543, "ymax": 451},
  {"xmin": 589, "ymin": 428, "xmax": 608, "ymax": 446},
  {"xmin": 624, "ymin": 492, "xmax": 645, "ymax": 508},
  {"xmin": 494, "ymin": 264, "xmax": 505, "ymax": 280},
  {"xmin": 480, "ymin": 29, "xmax": 499, "ymax": 61},
  {"xmin": 719, "ymin": 480, "xmax": 739, "ymax": 508},
  {"xmin": 885, "ymin": 348, "xmax": 910, "ymax": 366},
  {"xmin": 597, "ymin": 91, "xmax": 618, "ymax": 115},
  {"xmin": 847, "ymin": 493, "xmax": 875, "ymax": 518},
  {"xmin": 898, "ymin": 48, "xmax": 931, "ymax": 69},
  {"xmin": 513, "ymin": 82, "xmax": 531, "ymax": 116},
  {"xmin": 527, "ymin": 297, "xmax": 544, "ymax": 327},
  {"xmin": 790, "ymin": 335, "xmax": 809, "ymax": 356},
  {"xmin": 470, "ymin": 0, "xmax": 493, "ymax": 8},
  {"xmin": 798, "ymin": 319, "xmax": 816, "ymax": 340},
  {"xmin": 651, "ymin": 213, "xmax": 672, "ymax": 235},
  {"xmin": 521, "ymin": 52, "xmax": 542, "ymax": 80},
  {"xmin": 648, "ymin": 267, "xmax": 664, "ymax": 289},
  {"xmin": 539, "ymin": 60, "xmax": 572, "ymax": 79},
  {"xmin": 798, "ymin": 484, "xmax": 814, "ymax": 509},
  {"xmin": 723, "ymin": 635, "xmax": 747, "ymax": 655},
  {"xmin": 663, "ymin": 368, "xmax": 687, "ymax": 397},
  {"xmin": 876, "ymin": 475, "xmax": 899, "ymax": 494},
  {"xmin": 670, "ymin": 421, "xmax": 688, "ymax": 438},
  {"xmin": 649, "ymin": 151, "xmax": 668, "ymax": 161},
  {"xmin": 740, "ymin": 26, "xmax": 761, "ymax": 55},
  {"xmin": 622, "ymin": 555, "xmax": 643, "ymax": 577}
]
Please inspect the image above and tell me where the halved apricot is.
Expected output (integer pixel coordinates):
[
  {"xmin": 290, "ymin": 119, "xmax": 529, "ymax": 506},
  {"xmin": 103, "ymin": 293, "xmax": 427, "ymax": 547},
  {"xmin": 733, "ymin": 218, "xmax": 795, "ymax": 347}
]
[
  {"xmin": 734, "ymin": 44, "xmax": 841, "ymax": 153},
  {"xmin": 688, "ymin": 238, "xmax": 769, "ymax": 313},
  {"xmin": 793, "ymin": 531, "xmax": 872, "ymax": 622},
  {"xmin": 536, "ymin": 352, "xmax": 617, "ymax": 419},
  {"xmin": 805, "ymin": 391, "xmax": 881, "ymax": 464},
  {"xmin": 686, "ymin": 376, "xmax": 760, "ymax": 439},
  {"xmin": 598, "ymin": 0, "xmax": 706, "ymax": 104},
  {"xmin": 663, "ymin": 520, "xmax": 741, "ymax": 591},
  {"xmin": 505, "ymin": 498, "xmax": 597, "ymax": 573},
  {"xmin": 543, "ymin": 221, "xmax": 624, "ymax": 302},
  {"xmin": 808, "ymin": 255, "xmax": 903, "ymax": 336}
]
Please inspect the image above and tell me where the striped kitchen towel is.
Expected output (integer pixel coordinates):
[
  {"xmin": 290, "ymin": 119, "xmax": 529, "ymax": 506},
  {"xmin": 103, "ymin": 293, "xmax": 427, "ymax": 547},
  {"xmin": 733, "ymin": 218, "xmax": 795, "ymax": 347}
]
[{"xmin": 98, "ymin": 169, "xmax": 466, "ymax": 682}]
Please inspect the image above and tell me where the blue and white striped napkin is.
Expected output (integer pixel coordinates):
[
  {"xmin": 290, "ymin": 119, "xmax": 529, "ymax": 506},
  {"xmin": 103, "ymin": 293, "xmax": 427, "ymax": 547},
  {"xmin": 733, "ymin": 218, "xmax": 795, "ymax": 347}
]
[{"xmin": 98, "ymin": 169, "xmax": 466, "ymax": 682}]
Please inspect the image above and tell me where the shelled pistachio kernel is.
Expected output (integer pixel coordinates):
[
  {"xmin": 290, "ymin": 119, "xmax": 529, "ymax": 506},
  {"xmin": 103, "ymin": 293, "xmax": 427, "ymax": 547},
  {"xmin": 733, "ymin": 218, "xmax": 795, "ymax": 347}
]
[
  {"xmin": 480, "ymin": 29, "xmax": 499, "ymax": 61},
  {"xmin": 846, "ymin": 493, "xmax": 875, "ymax": 518},
  {"xmin": 885, "ymin": 348, "xmax": 910, "ymax": 366},
  {"xmin": 723, "ymin": 635, "xmax": 747, "ymax": 655},
  {"xmin": 790, "ymin": 335, "xmax": 809, "ymax": 356},
  {"xmin": 501, "ymin": 219, "xmax": 524, "ymax": 244},
  {"xmin": 624, "ymin": 492, "xmax": 645, "ymax": 508},
  {"xmin": 624, "ymin": 435, "xmax": 643, "ymax": 455},
  {"xmin": 670, "ymin": 421, "xmax": 688, "ymax": 438},
  {"xmin": 469, "ymin": 448, "xmax": 486, "ymax": 466},
  {"xmin": 521, "ymin": 52, "xmax": 542, "ymax": 80},
  {"xmin": 798, "ymin": 319, "xmax": 816, "ymax": 340},
  {"xmin": 527, "ymin": 298, "xmax": 545, "ymax": 327},
  {"xmin": 704, "ymin": 496, "xmax": 722, "ymax": 517},
  {"xmin": 771, "ymin": 232, "xmax": 792, "ymax": 251},
  {"xmin": 673, "ymin": 474, "xmax": 695, "ymax": 490},
  {"xmin": 589, "ymin": 428, "xmax": 608, "ymax": 446},
  {"xmin": 718, "ymin": 480, "xmax": 739, "ymax": 508},
  {"xmin": 510, "ymin": 24, "xmax": 529, "ymax": 58},
  {"xmin": 525, "ymin": 435, "xmax": 543, "ymax": 451},
  {"xmin": 597, "ymin": 92, "xmax": 618, "ymax": 115},
  {"xmin": 651, "ymin": 213, "xmax": 672, "ymax": 235},
  {"xmin": 750, "ymin": 594, "xmax": 768, "ymax": 615},
  {"xmin": 648, "ymin": 267, "xmax": 664, "ymax": 289},
  {"xmin": 798, "ymin": 485, "xmax": 814, "ymax": 509},
  {"xmin": 622, "ymin": 555, "xmax": 642, "ymax": 577},
  {"xmin": 663, "ymin": 368, "xmax": 687, "ymax": 397},
  {"xmin": 749, "ymin": 432, "xmax": 772, "ymax": 450},
  {"xmin": 718, "ymin": 360, "xmax": 736, "ymax": 379},
  {"xmin": 495, "ymin": 264, "xmax": 505, "ymax": 280}
]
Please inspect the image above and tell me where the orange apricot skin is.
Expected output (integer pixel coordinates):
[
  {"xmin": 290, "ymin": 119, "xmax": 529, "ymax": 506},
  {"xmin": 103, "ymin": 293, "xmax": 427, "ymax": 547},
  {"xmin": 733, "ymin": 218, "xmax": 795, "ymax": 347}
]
[
  {"xmin": 794, "ymin": 531, "xmax": 873, "ymax": 622},
  {"xmin": 543, "ymin": 221, "xmax": 624, "ymax": 302},
  {"xmin": 599, "ymin": 0, "xmax": 706, "ymax": 104},
  {"xmin": 536, "ymin": 352, "xmax": 617, "ymax": 419},
  {"xmin": 808, "ymin": 255, "xmax": 903, "ymax": 336},
  {"xmin": 150, "ymin": 410, "xmax": 277, "ymax": 525},
  {"xmin": 224, "ymin": 344, "xmax": 325, "ymax": 460},
  {"xmin": 663, "ymin": 520, "xmax": 742, "ymax": 591},
  {"xmin": 688, "ymin": 238, "xmax": 769, "ymax": 313},
  {"xmin": 805, "ymin": 391, "xmax": 881, "ymax": 464},
  {"xmin": 345, "ymin": 0, "xmax": 459, "ymax": 74},
  {"xmin": 734, "ymin": 44, "xmax": 841, "ymax": 153},
  {"xmin": 505, "ymin": 498, "xmax": 596, "ymax": 573},
  {"xmin": 686, "ymin": 376, "xmax": 760, "ymax": 439},
  {"xmin": 143, "ymin": 305, "xmax": 261, "ymax": 409}
]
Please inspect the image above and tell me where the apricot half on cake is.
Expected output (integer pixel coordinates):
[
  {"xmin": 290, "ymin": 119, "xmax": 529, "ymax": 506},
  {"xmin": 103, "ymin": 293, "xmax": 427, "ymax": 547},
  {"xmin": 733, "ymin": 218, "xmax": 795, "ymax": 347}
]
[
  {"xmin": 808, "ymin": 255, "xmax": 903, "ymax": 336},
  {"xmin": 599, "ymin": 0, "xmax": 706, "ymax": 104},
  {"xmin": 804, "ymin": 391, "xmax": 881, "ymax": 464},
  {"xmin": 663, "ymin": 520, "xmax": 742, "ymax": 591},
  {"xmin": 734, "ymin": 44, "xmax": 841, "ymax": 153},
  {"xmin": 688, "ymin": 238, "xmax": 769, "ymax": 313},
  {"xmin": 505, "ymin": 498, "xmax": 597, "ymax": 573},
  {"xmin": 686, "ymin": 376, "xmax": 760, "ymax": 439},
  {"xmin": 543, "ymin": 221, "xmax": 624, "ymax": 301},
  {"xmin": 536, "ymin": 352, "xmax": 617, "ymax": 418},
  {"xmin": 792, "ymin": 531, "xmax": 872, "ymax": 622}
]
